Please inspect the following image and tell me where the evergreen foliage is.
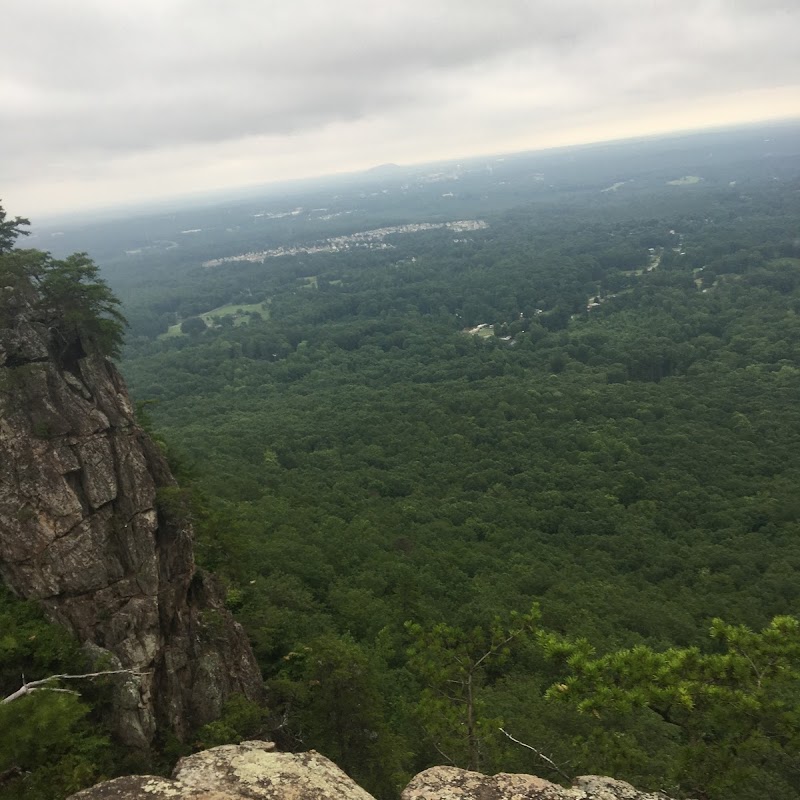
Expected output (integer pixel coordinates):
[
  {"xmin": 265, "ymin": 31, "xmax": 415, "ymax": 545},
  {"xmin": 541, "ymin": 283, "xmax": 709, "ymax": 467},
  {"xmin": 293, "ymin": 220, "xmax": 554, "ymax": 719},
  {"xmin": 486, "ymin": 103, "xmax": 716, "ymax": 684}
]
[
  {"xmin": 542, "ymin": 617, "xmax": 800, "ymax": 798},
  {"xmin": 406, "ymin": 607, "xmax": 538, "ymax": 771},
  {"xmin": 0, "ymin": 204, "xmax": 30, "ymax": 254},
  {"xmin": 0, "ymin": 588, "xmax": 114, "ymax": 800},
  {"xmin": 270, "ymin": 633, "xmax": 409, "ymax": 795},
  {"xmin": 0, "ymin": 205, "xmax": 125, "ymax": 358}
]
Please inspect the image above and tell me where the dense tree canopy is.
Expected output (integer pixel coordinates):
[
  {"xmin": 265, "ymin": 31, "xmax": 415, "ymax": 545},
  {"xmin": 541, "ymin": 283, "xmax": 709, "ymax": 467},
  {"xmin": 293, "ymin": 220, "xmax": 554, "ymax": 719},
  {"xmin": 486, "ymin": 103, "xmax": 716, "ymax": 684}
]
[{"xmin": 112, "ymin": 172, "xmax": 800, "ymax": 798}]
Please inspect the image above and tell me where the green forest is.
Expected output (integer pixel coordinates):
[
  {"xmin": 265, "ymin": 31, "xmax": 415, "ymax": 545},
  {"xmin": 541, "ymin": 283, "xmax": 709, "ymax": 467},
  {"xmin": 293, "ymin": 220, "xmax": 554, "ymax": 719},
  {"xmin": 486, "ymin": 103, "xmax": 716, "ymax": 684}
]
[{"xmin": 3, "ymin": 129, "xmax": 800, "ymax": 799}]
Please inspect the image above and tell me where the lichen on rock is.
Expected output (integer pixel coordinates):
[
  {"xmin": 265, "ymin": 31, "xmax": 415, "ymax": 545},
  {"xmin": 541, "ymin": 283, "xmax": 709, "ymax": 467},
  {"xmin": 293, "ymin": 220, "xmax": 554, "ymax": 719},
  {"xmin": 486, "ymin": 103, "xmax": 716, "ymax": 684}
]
[
  {"xmin": 67, "ymin": 742, "xmax": 378, "ymax": 800},
  {"xmin": 403, "ymin": 767, "xmax": 676, "ymax": 800},
  {"xmin": 68, "ymin": 744, "xmax": 684, "ymax": 800}
]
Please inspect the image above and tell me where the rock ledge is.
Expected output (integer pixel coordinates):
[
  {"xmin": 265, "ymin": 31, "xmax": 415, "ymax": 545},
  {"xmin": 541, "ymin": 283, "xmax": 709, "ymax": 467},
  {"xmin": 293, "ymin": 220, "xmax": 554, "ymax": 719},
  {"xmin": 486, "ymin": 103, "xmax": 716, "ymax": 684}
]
[{"xmin": 68, "ymin": 743, "xmax": 680, "ymax": 800}]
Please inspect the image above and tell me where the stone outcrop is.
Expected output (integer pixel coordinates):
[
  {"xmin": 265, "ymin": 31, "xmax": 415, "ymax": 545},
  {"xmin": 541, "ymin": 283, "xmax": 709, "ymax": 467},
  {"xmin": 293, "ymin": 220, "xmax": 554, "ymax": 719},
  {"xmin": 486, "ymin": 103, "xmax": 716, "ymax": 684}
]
[
  {"xmin": 68, "ymin": 742, "xmax": 375, "ymax": 800},
  {"xmin": 403, "ymin": 767, "xmax": 674, "ymax": 800},
  {"xmin": 67, "ymin": 743, "xmax": 680, "ymax": 800},
  {"xmin": 0, "ymin": 286, "xmax": 263, "ymax": 748}
]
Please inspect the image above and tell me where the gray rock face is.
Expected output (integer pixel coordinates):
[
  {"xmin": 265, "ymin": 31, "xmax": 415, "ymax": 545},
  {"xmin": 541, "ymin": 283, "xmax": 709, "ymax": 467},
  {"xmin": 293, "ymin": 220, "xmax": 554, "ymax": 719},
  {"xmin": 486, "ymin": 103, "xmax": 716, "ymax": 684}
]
[
  {"xmin": 402, "ymin": 767, "xmax": 673, "ymax": 800},
  {"xmin": 67, "ymin": 745, "xmax": 681, "ymax": 800},
  {"xmin": 0, "ymin": 298, "xmax": 263, "ymax": 748},
  {"xmin": 68, "ymin": 742, "xmax": 375, "ymax": 800}
]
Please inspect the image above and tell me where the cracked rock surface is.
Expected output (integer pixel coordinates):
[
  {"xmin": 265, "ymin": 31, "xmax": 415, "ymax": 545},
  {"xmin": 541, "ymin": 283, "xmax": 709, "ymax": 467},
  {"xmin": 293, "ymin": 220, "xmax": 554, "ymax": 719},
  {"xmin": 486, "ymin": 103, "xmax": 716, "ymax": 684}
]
[{"xmin": 0, "ymin": 296, "xmax": 262, "ymax": 747}]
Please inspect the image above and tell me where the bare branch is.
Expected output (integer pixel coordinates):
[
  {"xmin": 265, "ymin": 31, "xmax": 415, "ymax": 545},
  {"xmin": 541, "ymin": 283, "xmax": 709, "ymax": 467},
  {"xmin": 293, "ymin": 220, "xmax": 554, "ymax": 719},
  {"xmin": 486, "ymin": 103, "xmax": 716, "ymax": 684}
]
[
  {"xmin": 499, "ymin": 727, "xmax": 573, "ymax": 783},
  {"xmin": 2, "ymin": 669, "xmax": 150, "ymax": 705},
  {"xmin": 732, "ymin": 645, "xmax": 765, "ymax": 688},
  {"xmin": 24, "ymin": 687, "xmax": 81, "ymax": 698},
  {"xmin": 432, "ymin": 741, "xmax": 456, "ymax": 766},
  {"xmin": 473, "ymin": 630, "xmax": 521, "ymax": 670}
]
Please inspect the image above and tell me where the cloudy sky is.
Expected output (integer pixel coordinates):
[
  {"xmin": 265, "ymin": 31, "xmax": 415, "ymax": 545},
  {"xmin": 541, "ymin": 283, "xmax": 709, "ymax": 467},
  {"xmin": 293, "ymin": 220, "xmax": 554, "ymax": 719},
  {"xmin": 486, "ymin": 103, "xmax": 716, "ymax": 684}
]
[{"xmin": 2, "ymin": 0, "xmax": 799, "ymax": 218}]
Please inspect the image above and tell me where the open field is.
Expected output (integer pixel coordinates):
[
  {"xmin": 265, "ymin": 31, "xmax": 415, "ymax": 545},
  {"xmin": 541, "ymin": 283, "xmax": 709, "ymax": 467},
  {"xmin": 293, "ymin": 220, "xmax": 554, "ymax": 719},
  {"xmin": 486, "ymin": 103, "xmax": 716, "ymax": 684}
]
[{"xmin": 162, "ymin": 301, "xmax": 269, "ymax": 337}]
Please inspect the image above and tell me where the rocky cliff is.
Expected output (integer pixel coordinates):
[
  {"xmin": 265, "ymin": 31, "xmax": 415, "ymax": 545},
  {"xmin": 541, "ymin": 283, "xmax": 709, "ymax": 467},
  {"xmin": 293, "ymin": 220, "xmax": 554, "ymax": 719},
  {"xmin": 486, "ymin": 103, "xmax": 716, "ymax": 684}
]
[
  {"xmin": 0, "ymin": 285, "xmax": 263, "ymax": 748},
  {"xmin": 67, "ymin": 741, "xmax": 681, "ymax": 800}
]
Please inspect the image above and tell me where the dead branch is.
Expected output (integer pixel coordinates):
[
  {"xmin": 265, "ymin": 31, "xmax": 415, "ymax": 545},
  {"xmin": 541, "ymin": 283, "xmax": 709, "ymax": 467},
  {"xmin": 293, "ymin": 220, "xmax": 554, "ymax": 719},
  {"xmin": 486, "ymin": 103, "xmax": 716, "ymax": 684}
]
[
  {"xmin": 499, "ymin": 727, "xmax": 573, "ymax": 783},
  {"xmin": 432, "ymin": 741, "xmax": 456, "ymax": 766},
  {"xmin": 2, "ymin": 668, "xmax": 150, "ymax": 705}
]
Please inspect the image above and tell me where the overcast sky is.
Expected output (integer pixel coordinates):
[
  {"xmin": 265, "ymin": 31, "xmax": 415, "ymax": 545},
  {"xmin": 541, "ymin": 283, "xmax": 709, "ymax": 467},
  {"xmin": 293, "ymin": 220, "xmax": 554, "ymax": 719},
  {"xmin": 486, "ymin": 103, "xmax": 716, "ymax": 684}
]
[{"xmin": 2, "ymin": 0, "xmax": 799, "ymax": 218}]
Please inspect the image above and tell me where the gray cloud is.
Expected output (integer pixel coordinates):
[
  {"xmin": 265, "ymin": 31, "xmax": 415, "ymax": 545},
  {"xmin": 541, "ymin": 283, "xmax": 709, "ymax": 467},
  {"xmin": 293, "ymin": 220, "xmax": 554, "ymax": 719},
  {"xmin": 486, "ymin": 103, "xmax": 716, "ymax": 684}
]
[{"xmin": 2, "ymin": 0, "xmax": 799, "ymax": 213}]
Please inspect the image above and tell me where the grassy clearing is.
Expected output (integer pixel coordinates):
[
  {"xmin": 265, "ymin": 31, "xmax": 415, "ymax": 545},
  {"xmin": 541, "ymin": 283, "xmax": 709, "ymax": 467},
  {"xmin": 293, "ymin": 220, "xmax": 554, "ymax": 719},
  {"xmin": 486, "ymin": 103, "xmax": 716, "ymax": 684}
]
[
  {"xmin": 202, "ymin": 301, "xmax": 269, "ymax": 322},
  {"xmin": 162, "ymin": 301, "xmax": 270, "ymax": 338}
]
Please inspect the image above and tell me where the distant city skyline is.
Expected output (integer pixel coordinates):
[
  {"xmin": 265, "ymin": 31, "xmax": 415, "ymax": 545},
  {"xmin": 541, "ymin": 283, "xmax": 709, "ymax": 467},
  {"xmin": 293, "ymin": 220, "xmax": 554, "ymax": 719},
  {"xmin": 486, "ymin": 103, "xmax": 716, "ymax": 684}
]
[{"xmin": 3, "ymin": 1, "xmax": 799, "ymax": 218}]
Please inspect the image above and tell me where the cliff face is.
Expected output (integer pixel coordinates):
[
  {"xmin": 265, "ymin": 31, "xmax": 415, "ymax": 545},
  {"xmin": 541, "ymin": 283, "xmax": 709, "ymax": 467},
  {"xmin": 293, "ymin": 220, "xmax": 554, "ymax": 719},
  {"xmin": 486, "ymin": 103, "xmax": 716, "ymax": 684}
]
[{"xmin": 0, "ymin": 286, "xmax": 263, "ymax": 748}]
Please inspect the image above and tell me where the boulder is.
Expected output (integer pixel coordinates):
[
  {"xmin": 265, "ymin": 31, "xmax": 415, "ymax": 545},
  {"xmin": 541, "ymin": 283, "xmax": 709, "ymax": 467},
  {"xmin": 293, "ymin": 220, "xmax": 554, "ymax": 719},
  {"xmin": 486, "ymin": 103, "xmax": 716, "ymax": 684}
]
[
  {"xmin": 68, "ymin": 742, "xmax": 376, "ymax": 800},
  {"xmin": 403, "ymin": 766, "xmax": 673, "ymax": 800}
]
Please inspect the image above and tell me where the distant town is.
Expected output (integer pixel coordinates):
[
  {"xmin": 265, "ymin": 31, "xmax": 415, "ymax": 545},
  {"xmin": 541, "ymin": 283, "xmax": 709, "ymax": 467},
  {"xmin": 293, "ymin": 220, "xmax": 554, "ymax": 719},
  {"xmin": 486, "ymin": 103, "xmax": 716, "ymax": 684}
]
[{"xmin": 202, "ymin": 219, "xmax": 488, "ymax": 267}]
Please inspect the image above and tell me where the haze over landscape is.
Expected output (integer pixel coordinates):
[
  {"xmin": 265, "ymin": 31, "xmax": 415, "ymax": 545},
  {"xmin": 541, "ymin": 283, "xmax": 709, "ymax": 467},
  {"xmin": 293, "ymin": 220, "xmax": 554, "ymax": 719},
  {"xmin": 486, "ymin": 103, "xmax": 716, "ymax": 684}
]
[{"xmin": 3, "ymin": 0, "xmax": 799, "ymax": 217}]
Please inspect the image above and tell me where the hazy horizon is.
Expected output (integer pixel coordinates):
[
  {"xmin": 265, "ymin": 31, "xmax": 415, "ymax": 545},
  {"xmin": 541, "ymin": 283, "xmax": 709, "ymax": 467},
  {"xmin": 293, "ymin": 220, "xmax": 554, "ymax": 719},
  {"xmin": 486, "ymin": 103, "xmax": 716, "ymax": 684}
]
[
  {"xmin": 14, "ymin": 117, "xmax": 799, "ymax": 229},
  {"xmin": 4, "ymin": 1, "xmax": 799, "ymax": 219}
]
